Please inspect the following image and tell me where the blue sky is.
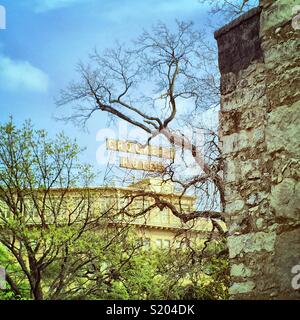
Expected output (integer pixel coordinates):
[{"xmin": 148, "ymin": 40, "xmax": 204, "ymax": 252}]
[{"xmin": 0, "ymin": 0, "xmax": 214, "ymax": 183}]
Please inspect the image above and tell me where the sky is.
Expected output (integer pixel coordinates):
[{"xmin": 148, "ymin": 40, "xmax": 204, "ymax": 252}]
[{"xmin": 0, "ymin": 0, "xmax": 217, "ymax": 184}]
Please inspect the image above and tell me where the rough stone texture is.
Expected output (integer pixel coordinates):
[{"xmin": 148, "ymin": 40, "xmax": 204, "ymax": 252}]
[
  {"xmin": 227, "ymin": 232, "xmax": 276, "ymax": 259},
  {"xmin": 215, "ymin": 7, "xmax": 263, "ymax": 78},
  {"xmin": 231, "ymin": 263, "xmax": 252, "ymax": 277},
  {"xmin": 215, "ymin": 0, "xmax": 300, "ymax": 299},
  {"xmin": 228, "ymin": 281, "xmax": 255, "ymax": 295}
]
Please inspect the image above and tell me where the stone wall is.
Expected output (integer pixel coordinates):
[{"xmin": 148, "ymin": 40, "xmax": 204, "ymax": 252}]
[{"xmin": 215, "ymin": 0, "xmax": 300, "ymax": 299}]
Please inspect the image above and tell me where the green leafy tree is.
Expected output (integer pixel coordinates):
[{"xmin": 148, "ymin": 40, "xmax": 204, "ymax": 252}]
[
  {"xmin": 88, "ymin": 244, "xmax": 229, "ymax": 300},
  {"xmin": 0, "ymin": 119, "xmax": 140, "ymax": 300}
]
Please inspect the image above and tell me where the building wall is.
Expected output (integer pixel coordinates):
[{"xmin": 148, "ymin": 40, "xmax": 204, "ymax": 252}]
[
  {"xmin": 0, "ymin": 178, "xmax": 221, "ymax": 249},
  {"xmin": 215, "ymin": 0, "xmax": 300, "ymax": 299},
  {"xmin": 86, "ymin": 179, "xmax": 220, "ymax": 248}
]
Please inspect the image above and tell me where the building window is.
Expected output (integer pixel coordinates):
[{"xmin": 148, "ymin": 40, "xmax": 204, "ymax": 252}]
[
  {"xmin": 163, "ymin": 239, "xmax": 170, "ymax": 249},
  {"xmin": 155, "ymin": 239, "xmax": 162, "ymax": 248}
]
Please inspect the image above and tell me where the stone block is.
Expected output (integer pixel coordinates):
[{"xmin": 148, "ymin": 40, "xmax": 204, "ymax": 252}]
[
  {"xmin": 270, "ymin": 178, "xmax": 300, "ymax": 220},
  {"xmin": 231, "ymin": 263, "xmax": 253, "ymax": 277},
  {"xmin": 260, "ymin": 0, "xmax": 299, "ymax": 35},
  {"xmin": 228, "ymin": 232, "xmax": 276, "ymax": 258},
  {"xmin": 224, "ymin": 160, "xmax": 238, "ymax": 183},
  {"xmin": 266, "ymin": 101, "xmax": 300, "ymax": 155},
  {"xmin": 216, "ymin": 0, "xmax": 300, "ymax": 299},
  {"xmin": 229, "ymin": 281, "xmax": 255, "ymax": 295},
  {"xmin": 226, "ymin": 200, "xmax": 245, "ymax": 215}
]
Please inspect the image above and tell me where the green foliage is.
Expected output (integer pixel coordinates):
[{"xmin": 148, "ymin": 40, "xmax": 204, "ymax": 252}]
[
  {"xmin": 0, "ymin": 119, "xmax": 229, "ymax": 300},
  {"xmin": 0, "ymin": 236, "xmax": 228, "ymax": 300},
  {"xmin": 87, "ymin": 245, "xmax": 229, "ymax": 300},
  {"xmin": 0, "ymin": 244, "xmax": 30, "ymax": 300}
]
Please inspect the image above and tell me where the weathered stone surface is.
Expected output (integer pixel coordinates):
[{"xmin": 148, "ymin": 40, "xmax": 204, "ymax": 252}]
[
  {"xmin": 246, "ymin": 192, "xmax": 267, "ymax": 207},
  {"xmin": 216, "ymin": 0, "xmax": 300, "ymax": 299},
  {"xmin": 221, "ymin": 72, "xmax": 237, "ymax": 95},
  {"xmin": 229, "ymin": 281, "xmax": 255, "ymax": 295},
  {"xmin": 226, "ymin": 200, "xmax": 244, "ymax": 215},
  {"xmin": 266, "ymin": 101, "xmax": 300, "ymax": 155},
  {"xmin": 224, "ymin": 159, "xmax": 238, "ymax": 183},
  {"xmin": 240, "ymin": 107, "xmax": 265, "ymax": 130},
  {"xmin": 231, "ymin": 263, "xmax": 252, "ymax": 277},
  {"xmin": 252, "ymin": 126, "xmax": 265, "ymax": 144},
  {"xmin": 227, "ymin": 232, "xmax": 276, "ymax": 259},
  {"xmin": 255, "ymin": 218, "xmax": 264, "ymax": 229},
  {"xmin": 274, "ymin": 229, "xmax": 300, "ymax": 299},
  {"xmin": 220, "ymin": 110, "xmax": 241, "ymax": 135},
  {"xmin": 214, "ymin": 7, "xmax": 263, "ymax": 76},
  {"xmin": 241, "ymin": 159, "xmax": 261, "ymax": 180},
  {"xmin": 222, "ymin": 133, "xmax": 237, "ymax": 154},
  {"xmin": 270, "ymin": 178, "xmax": 300, "ymax": 220},
  {"xmin": 263, "ymin": 38, "xmax": 299, "ymax": 64},
  {"xmin": 222, "ymin": 126, "xmax": 267, "ymax": 155},
  {"xmin": 221, "ymin": 81, "xmax": 267, "ymax": 112},
  {"xmin": 260, "ymin": 0, "xmax": 300, "ymax": 35}
]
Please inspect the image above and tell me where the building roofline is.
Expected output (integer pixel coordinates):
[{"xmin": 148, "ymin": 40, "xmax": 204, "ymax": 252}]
[
  {"xmin": 2, "ymin": 185, "xmax": 196, "ymax": 200},
  {"xmin": 214, "ymin": 6, "xmax": 262, "ymax": 39}
]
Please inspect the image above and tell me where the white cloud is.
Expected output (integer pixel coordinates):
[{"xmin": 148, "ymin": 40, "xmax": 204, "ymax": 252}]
[
  {"xmin": 0, "ymin": 54, "xmax": 49, "ymax": 92},
  {"xmin": 32, "ymin": 0, "xmax": 86, "ymax": 13}
]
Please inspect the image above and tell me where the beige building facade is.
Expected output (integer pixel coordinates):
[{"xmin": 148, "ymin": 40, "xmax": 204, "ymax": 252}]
[
  {"xmin": 68, "ymin": 178, "xmax": 220, "ymax": 249},
  {"xmin": 0, "ymin": 177, "xmax": 222, "ymax": 249}
]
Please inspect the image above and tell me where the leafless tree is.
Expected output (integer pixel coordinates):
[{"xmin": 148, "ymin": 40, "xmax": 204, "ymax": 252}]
[
  {"xmin": 57, "ymin": 20, "xmax": 227, "ymax": 247},
  {"xmin": 200, "ymin": 0, "xmax": 258, "ymax": 21}
]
